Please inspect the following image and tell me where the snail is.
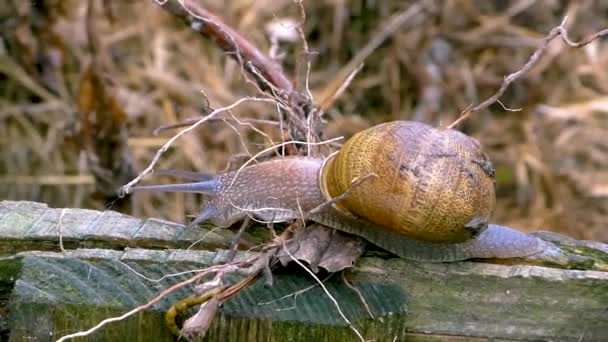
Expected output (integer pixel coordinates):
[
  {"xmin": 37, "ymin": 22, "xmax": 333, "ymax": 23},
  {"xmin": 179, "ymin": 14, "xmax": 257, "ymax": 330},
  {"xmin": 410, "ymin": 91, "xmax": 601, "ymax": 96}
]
[{"xmin": 129, "ymin": 121, "xmax": 545, "ymax": 262}]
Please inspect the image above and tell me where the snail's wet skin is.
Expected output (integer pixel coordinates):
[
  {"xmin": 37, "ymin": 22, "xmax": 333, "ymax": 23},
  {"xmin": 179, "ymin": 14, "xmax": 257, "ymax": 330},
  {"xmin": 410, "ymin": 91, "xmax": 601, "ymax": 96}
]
[{"xmin": 130, "ymin": 120, "xmax": 543, "ymax": 262}]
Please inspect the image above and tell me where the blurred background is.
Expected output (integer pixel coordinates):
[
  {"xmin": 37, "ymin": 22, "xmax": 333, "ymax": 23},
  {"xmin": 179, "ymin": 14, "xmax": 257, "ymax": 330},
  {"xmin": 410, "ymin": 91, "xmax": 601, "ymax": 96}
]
[{"xmin": 1, "ymin": 0, "xmax": 606, "ymax": 242}]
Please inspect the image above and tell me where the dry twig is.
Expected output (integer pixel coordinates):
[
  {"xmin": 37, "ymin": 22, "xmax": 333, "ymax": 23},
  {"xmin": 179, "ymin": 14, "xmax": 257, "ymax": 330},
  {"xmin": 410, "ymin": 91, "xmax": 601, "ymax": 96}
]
[
  {"xmin": 307, "ymin": 171, "xmax": 378, "ymax": 216},
  {"xmin": 154, "ymin": 0, "xmax": 319, "ymax": 151},
  {"xmin": 342, "ymin": 271, "xmax": 374, "ymax": 320},
  {"xmin": 154, "ymin": 0, "xmax": 293, "ymax": 96},
  {"xmin": 281, "ymin": 241, "xmax": 366, "ymax": 342},
  {"xmin": 119, "ymin": 97, "xmax": 287, "ymax": 195},
  {"xmin": 447, "ymin": 17, "xmax": 608, "ymax": 129},
  {"xmin": 58, "ymin": 208, "xmax": 67, "ymax": 253},
  {"xmin": 55, "ymin": 262, "xmax": 243, "ymax": 341}
]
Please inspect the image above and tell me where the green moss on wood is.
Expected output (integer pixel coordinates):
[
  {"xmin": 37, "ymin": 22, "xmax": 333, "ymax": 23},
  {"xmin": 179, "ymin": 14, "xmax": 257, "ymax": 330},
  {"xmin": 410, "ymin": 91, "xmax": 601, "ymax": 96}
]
[{"xmin": 2, "ymin": 201, "xmax": 608, "ymax": 341}]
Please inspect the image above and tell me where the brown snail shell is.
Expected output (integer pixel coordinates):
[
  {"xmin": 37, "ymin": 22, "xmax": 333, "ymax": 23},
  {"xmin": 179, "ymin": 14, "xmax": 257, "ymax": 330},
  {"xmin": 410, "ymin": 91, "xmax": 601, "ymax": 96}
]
[{"xmin": 320, "ymin": 121, "xmax": 496, "ymax": 243}]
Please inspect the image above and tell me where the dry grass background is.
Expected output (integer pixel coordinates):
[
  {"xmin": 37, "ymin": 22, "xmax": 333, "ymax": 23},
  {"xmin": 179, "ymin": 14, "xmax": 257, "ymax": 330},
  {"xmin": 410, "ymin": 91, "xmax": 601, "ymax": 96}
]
[{"xmin": 1, "ymin": 0, "xmax": 606, "ymax": 241}]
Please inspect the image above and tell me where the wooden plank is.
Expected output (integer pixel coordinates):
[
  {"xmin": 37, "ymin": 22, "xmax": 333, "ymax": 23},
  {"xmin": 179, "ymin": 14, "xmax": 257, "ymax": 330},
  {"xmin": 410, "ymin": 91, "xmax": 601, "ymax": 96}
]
[
  {"xmin": 0, "ymin": 201, "xmax": 232, "ymax": 253},
  {"xmin": 2, "ymin": 249, "xmax": 404, "ymax": 341},
  {"xmin": 1, "ymin": 200, "xmax": 607, "ymax": 341},
  {"xmin": 2, "ymin": 248, "xmax": 607, "ymax": 341}
]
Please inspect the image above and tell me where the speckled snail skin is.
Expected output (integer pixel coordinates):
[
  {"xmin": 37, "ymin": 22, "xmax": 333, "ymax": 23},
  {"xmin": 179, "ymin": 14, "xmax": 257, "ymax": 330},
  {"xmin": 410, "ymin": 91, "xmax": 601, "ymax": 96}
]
[{"xmin": 131, "ymin": 121, "xmax": 544, "ymax": 262}]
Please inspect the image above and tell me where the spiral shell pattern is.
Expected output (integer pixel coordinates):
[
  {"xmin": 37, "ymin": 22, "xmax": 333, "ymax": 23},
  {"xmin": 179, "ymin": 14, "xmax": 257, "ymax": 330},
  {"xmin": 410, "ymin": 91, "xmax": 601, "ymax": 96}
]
[{"xmin": 320, "ymin": 121, "xmax": 496, "ymax": 243}]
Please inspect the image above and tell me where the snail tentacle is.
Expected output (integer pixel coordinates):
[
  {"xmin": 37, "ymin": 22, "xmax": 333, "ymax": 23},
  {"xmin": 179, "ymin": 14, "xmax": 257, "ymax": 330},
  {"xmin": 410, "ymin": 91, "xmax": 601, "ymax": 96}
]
[{"xmin": 131, "ymin": 180, "xmax": 219, "ymax": 195}]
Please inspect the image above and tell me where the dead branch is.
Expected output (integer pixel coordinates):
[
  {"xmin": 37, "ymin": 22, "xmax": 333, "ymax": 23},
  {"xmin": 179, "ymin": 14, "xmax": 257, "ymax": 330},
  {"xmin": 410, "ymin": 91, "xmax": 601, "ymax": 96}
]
[
  {"xmin": 154, "ymin": 0, "xmax": 293, "ymax": 97},
  {"xmin": 154, "ymin": 0, "xmax": 318, "ymax": 151},
  {"xmin": 447, "ymin": 17, "xmax": 608, "ymax": 129},
  {"xmin": 281, "ymin": 241, "xmax": 366, "ymax": 342}
]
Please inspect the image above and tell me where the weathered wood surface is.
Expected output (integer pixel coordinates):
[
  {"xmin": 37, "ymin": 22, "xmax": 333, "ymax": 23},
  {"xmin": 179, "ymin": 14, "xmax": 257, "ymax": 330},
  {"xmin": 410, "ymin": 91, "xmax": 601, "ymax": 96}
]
[
  {"xmin": 0, "ymin": 201, "xmax": 234, "ymax": 253},
  {"xmin": 1, "ymin": 200, "xmax": 607, "ymax": 342}
]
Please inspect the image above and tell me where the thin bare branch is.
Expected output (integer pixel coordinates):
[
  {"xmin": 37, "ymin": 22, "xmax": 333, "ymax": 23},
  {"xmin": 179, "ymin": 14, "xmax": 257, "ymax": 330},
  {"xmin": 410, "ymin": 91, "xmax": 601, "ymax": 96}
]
[
  {"xmin": 447, "ymin": 18, "xmax": 608, "ymax": 129},
  {"xmin": 119, "ymin": 97, "xmax": 282, "ymax": 195},
  {"xmin": 281, "ymin": 242, "xmax": 366, "ymax": 342},
  {"xmin": 154, "ymin": 0, "xmax": 293, "ymax": 96},
  {"xmin": 307, "ymin": 171, "xmax": 378, "ymax": 216},
  {"xmin": 153, "ymin": 116, "xmax": 279, "ymax": 135},
  {"xmin": 225, "ymin": 217, "xmax": 251, "ymax": 262},
  {"xmin": 257, "ymin": 274, "xmax": 332, "ymax": 307},
  {"xmin": 56, "ymin": 265, "xmax": 227, "ymax": 342},
  {"xmin": 58, "ymin": 208, "xmax": 66, "ymax": 253},
  {"xmin": 342, "ymin": 271, "xmax": 374, "ymax": 319},
  {"xmin": 318, "ymin": 63, "xmax": 364, "ymax": 113},
  {"xmin": 187, "ymin": 226, "xmax": 227, "ymax": 250},
  {"xmin": 119, "ymin": 261, "xmax": 209, "ymax": 283}
]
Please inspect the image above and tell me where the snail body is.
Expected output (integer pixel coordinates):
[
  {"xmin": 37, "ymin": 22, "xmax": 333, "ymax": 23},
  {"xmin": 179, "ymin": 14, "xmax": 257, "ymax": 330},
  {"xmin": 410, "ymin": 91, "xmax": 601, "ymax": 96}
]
[{"xmin": 131, "ymin": 121, "xmax": 544, "ymax": 262}]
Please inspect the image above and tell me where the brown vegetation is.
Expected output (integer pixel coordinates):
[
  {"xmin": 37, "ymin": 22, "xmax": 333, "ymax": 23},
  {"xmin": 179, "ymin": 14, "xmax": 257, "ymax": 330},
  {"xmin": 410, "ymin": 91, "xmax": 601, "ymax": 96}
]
[{"xmin": 1, "ymin": 0, "xmax": 607, "ymax": 241}]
